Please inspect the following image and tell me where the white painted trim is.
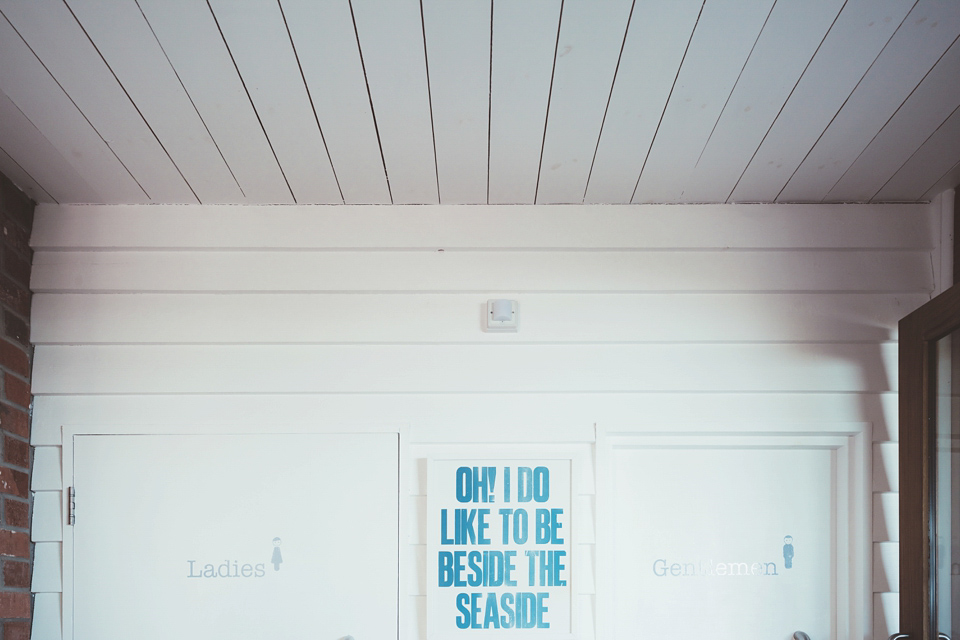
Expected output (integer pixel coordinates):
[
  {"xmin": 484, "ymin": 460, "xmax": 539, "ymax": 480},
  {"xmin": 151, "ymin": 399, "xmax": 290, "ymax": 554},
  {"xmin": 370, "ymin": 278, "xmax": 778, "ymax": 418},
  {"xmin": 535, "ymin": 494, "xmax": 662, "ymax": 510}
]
[
  {"xmin": 31, "ymin": 203, "xmax": 935, "ymax": 250},
  {"xmin": 938, "ymin": 188, "xmax": 956, "ymax": 293}
]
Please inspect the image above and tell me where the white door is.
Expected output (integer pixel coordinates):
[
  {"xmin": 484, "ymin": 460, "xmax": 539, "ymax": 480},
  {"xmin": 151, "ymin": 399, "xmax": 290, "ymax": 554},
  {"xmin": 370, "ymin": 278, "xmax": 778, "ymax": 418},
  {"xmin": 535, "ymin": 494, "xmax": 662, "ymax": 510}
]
[
  {"xmin": 70, "ymin": 433, "xmax": 399, "ymax": 640},
  {"xmin": 608, "ymin": 441, "xmax": 838, "ymax": 639}
]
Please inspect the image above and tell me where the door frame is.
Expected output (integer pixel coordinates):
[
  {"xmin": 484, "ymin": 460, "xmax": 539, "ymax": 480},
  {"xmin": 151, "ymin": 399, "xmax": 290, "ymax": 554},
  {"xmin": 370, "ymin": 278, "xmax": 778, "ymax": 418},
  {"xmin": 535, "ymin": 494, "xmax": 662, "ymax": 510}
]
[{"xmin": 898, "ymin": 283, "xmax": 960, "ymax": 638}]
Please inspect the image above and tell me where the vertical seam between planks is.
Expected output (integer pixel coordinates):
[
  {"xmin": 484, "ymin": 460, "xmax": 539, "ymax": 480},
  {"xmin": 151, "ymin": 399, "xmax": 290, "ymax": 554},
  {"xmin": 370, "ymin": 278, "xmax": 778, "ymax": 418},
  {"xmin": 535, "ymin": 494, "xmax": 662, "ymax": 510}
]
[
  {"xmin": 534, "ymin": 0, "xmax": 565, "ymax": 205},
  {"xmin": 582, "ymin": 0, "xmax": 637, "ymax": 204},
  {"xmin": 875, "ymin": 102, "xmax": 960, "ymax": 203},
  {"xmin": 0, "ymin": 8, "xmax": 149, "ymax": 200},
  {"xmin": 347, "ymin": 0, "xmax": 393, "ymax": 205},
  {"xmin": 205, "ymin": 0, "xmax": 296, "ymax": 203},
  {"xmin": 691, "ymin": 0, "xmax": 779, "ymax": 174},
  {"xmin": 419, "ymin": 0, "xmax": 442, "ymax": 204},
  {"xmin": 772, "ymin": 0, "xmax": 921, "ymax": 203},
  {"xmin": 830, "ymin": 32, "xmax": 960, "ymax": 203},
  {"xmin": 135, "ymin": 0, "xmax": 246, "ymax": 199},
  {"xmin": 726, "ymin": 0, "xmax": 850, "ymax": 203},
  {"xmin": 60, "ymin": 0, "xmax": 201, "ymax": 203},
  {"xmin": 486, "ymin": 0, "xmax": 494, "ymax": 205},
  {"xmin": 919, "ymin": 156, "xmax": 960, "ymax": 202},
  {"xmin": 277, "ymin": 0, "xmax": 345, "ymax": 204},
  {"xmin": 0, "ymin": 141, "xmax": 57, "ymax": 203},
  {"xmin": 630, "ymin": 0, "xmax": 706, "ymax": 204}
]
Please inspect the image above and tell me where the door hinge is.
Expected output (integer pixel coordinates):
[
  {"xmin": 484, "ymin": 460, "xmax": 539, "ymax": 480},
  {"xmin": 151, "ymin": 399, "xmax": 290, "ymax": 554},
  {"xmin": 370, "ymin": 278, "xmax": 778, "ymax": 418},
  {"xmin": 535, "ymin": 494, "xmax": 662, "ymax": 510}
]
[{"xmin": 66, "ymin": 487, "xmax": 76, "ymax": 526}]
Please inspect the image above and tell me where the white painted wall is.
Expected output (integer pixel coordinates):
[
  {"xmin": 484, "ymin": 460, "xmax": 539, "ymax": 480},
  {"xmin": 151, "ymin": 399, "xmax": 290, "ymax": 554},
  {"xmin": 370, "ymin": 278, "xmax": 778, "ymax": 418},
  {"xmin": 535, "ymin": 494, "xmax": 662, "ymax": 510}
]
[{"xmin": 27, "ymin": 201, "xmax": 945, "ymax": 640}]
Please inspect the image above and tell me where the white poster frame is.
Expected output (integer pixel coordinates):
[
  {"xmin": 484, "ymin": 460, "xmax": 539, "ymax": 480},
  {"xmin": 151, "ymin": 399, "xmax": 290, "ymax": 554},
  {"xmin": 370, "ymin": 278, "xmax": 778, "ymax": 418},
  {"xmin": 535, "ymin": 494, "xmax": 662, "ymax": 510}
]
[{"xmin": 426, "ymin": 447, "xmax": 581, "ymax": 640}]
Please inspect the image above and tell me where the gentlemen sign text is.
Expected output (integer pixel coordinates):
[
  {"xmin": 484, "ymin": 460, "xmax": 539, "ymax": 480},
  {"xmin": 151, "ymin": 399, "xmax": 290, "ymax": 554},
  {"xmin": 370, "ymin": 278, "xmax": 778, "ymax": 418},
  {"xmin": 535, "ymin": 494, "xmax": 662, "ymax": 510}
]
[{"xmin": 428, "ymin": 459, "xmax": 572, "ymax": 637}]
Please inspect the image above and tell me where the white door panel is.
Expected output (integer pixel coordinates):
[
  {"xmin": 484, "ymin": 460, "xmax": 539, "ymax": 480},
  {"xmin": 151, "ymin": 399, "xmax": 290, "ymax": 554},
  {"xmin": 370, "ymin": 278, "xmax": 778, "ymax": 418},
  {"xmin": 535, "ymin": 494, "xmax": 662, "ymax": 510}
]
[
  {"xmin": 610, "ymin": 445, "xmax": 835, "ymax": 639},
  {"xmin": 71, "ymin": 433, "xmax": 399, "ymax": 640}
]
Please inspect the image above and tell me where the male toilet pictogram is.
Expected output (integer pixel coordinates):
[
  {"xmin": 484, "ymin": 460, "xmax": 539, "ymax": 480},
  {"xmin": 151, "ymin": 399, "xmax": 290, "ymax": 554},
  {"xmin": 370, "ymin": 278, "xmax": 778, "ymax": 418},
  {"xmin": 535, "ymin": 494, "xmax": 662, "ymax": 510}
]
[{"xmin": 782, "ymin": 535, "xmax": 794, "ymax": 569}]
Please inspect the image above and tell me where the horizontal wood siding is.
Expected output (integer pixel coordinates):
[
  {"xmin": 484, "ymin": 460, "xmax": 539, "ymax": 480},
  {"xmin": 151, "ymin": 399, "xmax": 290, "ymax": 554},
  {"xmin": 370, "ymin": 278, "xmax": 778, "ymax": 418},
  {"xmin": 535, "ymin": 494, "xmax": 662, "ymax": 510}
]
[{"xmin": 28, "ymin": 202, "xmax": 936, "ymax": 639}]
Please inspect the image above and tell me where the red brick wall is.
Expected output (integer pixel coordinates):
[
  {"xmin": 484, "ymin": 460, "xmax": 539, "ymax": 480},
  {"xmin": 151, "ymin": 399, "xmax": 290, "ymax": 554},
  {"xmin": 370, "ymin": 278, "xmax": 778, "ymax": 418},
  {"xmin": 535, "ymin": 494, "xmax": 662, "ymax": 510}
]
[{"xmin": 0, "ymin": 174, "xmax": 33, "ymax": 640}]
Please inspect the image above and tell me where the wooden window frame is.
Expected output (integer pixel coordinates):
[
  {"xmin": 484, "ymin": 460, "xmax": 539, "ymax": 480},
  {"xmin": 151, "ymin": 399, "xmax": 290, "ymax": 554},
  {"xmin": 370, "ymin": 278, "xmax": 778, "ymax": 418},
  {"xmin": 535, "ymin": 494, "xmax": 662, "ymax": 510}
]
[{"xmin": 898, "ymin": 283, "xmax": 960, "ymax": 638}]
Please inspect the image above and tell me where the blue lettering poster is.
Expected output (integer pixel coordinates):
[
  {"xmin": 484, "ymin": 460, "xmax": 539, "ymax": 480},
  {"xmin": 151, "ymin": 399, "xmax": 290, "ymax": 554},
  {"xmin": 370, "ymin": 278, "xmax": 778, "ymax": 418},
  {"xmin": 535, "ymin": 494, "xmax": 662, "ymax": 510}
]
[{"xmin": 427, "ymin": 459, "xmax": 573, "ymax": 638}]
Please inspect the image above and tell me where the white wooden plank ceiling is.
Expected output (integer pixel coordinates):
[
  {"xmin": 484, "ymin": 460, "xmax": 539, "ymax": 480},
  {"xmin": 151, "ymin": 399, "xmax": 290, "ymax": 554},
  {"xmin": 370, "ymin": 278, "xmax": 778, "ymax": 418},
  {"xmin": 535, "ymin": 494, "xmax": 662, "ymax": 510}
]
[{"xmin": 0, "ymin": 0, "xmax": 958, "ymax": 205}]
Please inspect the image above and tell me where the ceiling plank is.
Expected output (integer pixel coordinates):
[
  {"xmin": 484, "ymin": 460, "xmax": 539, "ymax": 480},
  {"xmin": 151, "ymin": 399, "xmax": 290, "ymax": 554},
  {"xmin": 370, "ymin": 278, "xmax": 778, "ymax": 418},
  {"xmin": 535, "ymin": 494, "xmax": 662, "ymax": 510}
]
[
  {"xmin": 64, "ymin": 0, "xmax": 243, "ymax": 204},
  {"xmin": 632, "ymin": 0, "xmax": 777, "ymax": 203},
  {"xmin": 920, "ymin": 157, "xmax": 960, "ymax": 201},
  {"xmin": 0, "ymin": 146, "xmax": 54, "ymax": 203},
  {"xmin": 487, "ymin": 0, "xmax": 560, "ymax": 204},
  {"xmin": 0, "ymin": 0, "xmax": 196, "ymax": 202},
  {"xmin": 730, "ymin": 0, "xmax": 917, "ymax": 203},
  {"xmin": 584, "ymin": 0, "xmax": 703, "ymax": 204},
  {"xmin": 679, "ymin": 0, "xmax": 847, "ymax": 203},
  {"xmin": 0, "ymin": 88, "xmax": 98, "ymax": 203},
  {"xmin": 280, "ymin": 0, "xmax": 390, "ymax": 204},
  {"xmin": 535, "ymin": 0, "xmax": 634, "ymax": 204},
  {"xmin": 0, "ymin": 12, "xmax": 146, "ymax": 203},
  {"xmin": 778, "ymin": 0, "xmax": 960, "ymax": 202},
  {"xmin": 876, "ymin": 104, "xmax": 960, "ymax": 201},
  {"xmin": 207, "ymin": 0, "xmax": 342, "ymax": 204},
  {"xmin": 351, "ymin": 0, "xmax": 438, "ymax": 204},
  {"xmin": 827, "ymin": 37, "xmax": 960, "ymax": 201},
  {"xmin": 135, "ymin": 0, "xmax": 293, "ymax": 204},
  {"xmin": 421, "ymin": 0, "xmax": 490, "ymax": 204}
]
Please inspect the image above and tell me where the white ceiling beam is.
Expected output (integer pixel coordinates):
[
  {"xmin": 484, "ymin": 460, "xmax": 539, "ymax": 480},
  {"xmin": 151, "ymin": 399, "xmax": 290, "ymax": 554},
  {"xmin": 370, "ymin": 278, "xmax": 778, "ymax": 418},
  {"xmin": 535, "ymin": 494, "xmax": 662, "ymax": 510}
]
[
  {"xmin": 0, "ymin": 88, "xmax": 97, "ymax": 203},
  {"xmin": 679, "ymin": 0, "xmax": 846, "ymax": 203},
  {"xmin": 0, "ymin": 0, "xmax": 197, "ymax": 202},
  {"xmin": 827, "ymin": 37, "xmax": 960, "ymax": 201},
  {"xmin": 779, "ymin": 0, "xmax": 960, "ymax": 202},
  {"xmin": 584, "ymin": 0, "xmax": 703, "ymax": 204},
  {"xmin": 280, "ymin": 0, "xmax": 390, "ymax": 204},
  {"xmin": 136, "ymin": 0, "xmax": 294, "ymax": 204},
  {"xmin": 0, "ymin": 11, "xmax": 146, "ymax": 203},
  {"xmin": 207, "ymin": 0, "xmax": 342, "ymax": 204},
  {"xmin": 0, "ymin": 145, "xmax": 53, "ymax": 203},
  {"xmin": 730, "ymin": 0, "xmax": 916, "ymax": 203},
  {"xmin": 65, "ymin": 0, "xmax": 244, "ymax": 204},
  {"xmin": 351, "ymin": 0, "xmax": 439, "ymax": 204},
  {"xmin": 487, "ymin": 0, "xmax": 560, "ymax": 204},
  {"xmin": 632, "ymin": 0, "xmax": 777, "ymax": 203},
  {"xmin": 536, "ymin": 0, "xmax": 634, "ymax": 204},
  {"xmin": 422, "ymin": 0, "xmax": 490, "ymax": 204},
  {"xmin": 879, "ymin": 105, "xmax": 960, "ymax": 202}
]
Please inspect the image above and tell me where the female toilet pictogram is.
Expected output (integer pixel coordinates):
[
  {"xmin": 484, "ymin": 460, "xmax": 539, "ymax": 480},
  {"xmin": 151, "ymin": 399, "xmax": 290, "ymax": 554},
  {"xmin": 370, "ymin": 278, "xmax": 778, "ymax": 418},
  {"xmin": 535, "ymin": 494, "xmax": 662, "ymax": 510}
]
[{"xmin": 272, "ymin": 537, "xmax": 283, "ymax": 571}]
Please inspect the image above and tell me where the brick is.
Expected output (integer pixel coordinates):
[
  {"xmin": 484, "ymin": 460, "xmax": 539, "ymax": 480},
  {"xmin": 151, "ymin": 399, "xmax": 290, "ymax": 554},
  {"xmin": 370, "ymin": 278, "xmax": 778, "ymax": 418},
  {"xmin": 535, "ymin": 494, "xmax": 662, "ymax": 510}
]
[
  {"xmin": 2, "ymin": 376, "xmax": 29, "ymax": 410},
  {"xmin": 0, "ymin": 530, "xmax": 28, "ymax": 559},
  {"xmin": 0, "ymin": 342, "xmax": 28, "ymax": 379},
  {"xmin": 0, "ymin": 592, "xmax": 31, "ymax": 619},
  {"xmin": 0, "ymin": 175, "xmax": 34, "ymax": 234},
  {"xmin": 3, "ymin": 619, "xmax": 30, "ymax": 640},
  {"xmin": 2, "ymin": 438, "xmax": 27, "ymax": 470},
  {"xmin": 0, "ymin": 278, "xmax": 28, "ymax": 319},
  {"xmin": 1, "ymin": 223, "xmax": 31, "ymax": 262},
  {"xmin": 0, "ymin": 469, "xmax": 27, "ymax": 499},
  {"xmin": 2, "ymin": 561, "xmax": 29, "ymax": 589},
  {"xmin": 1, "ymin": 252, "xmax": 29, "ymax": 290},
  {"xmin": 1, "ymin": 315, "xmax": 27, "ymax": 350},
  {"xmin": 3, "ymin": 501, "xmax": 27, "ymax": 530},
  {"xmin": 0, "ymin": 405, "xmax": 28, "ymax": 439}
]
